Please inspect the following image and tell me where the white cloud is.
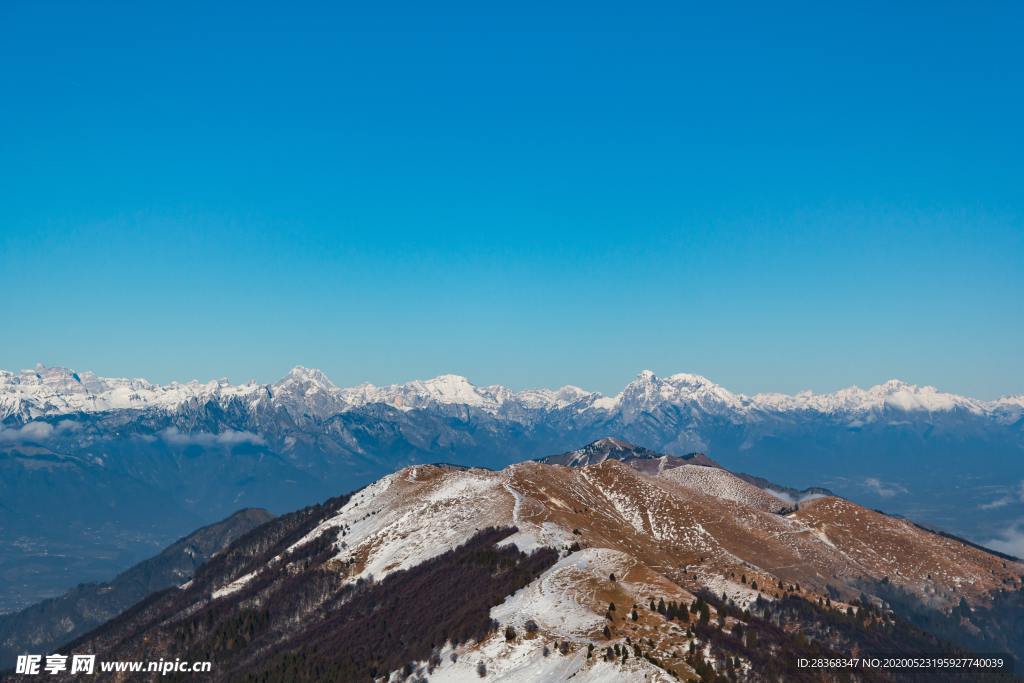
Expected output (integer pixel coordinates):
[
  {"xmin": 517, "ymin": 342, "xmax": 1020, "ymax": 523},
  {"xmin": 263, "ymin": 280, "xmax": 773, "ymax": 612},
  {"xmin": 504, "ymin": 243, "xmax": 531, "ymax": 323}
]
[
  {"xmin": 863, "ymin": 477, "xmax": 908, "ymax": 498},
  {"xmin": 764, "ymin": 489, "xmax": 828, "ymax": 506},
  {"xmin": 978, "ymin": 481, "xmax": 1024, "ymax": 510},
  {"xmin": 55, "ymin": 419, "xmax": 81, "ymax": 433},
  {"xmin": 158, "ymin": 427, "xmax": 265, "ymax": 447},
  {"xmin": 985, "ymin": 521, "xmax": 1024, "ymax": 559},
  {"xmin": 1, "ymin": 419, "xmax": 84, "ymax": 443},
  {"xmin": 0, "ymin": 421, "xmax": 54, "ymax": 443},
  {"xmin": 764, "ymin": 488, "xmax": 796, "ymax": 505}
]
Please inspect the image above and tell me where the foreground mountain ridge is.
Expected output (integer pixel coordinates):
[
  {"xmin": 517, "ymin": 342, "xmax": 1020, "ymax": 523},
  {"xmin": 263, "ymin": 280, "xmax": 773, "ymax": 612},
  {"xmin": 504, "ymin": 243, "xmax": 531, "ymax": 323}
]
[{"xmin": 31, "ymin": 454, "xmax": 1024, "ymax": 682}]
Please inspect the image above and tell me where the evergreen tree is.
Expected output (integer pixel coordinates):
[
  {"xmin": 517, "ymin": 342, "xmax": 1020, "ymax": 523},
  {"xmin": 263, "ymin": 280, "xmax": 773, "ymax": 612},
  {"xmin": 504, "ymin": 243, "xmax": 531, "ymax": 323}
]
[{"xmin": 699, "ymin": 602, "xmax": 711, "ymax": 625}]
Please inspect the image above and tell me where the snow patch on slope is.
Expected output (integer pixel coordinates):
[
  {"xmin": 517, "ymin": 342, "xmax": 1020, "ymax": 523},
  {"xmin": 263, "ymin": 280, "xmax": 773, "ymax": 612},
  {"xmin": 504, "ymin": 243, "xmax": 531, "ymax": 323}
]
[
  {"xmin": 498, "ymin": 522, "xmax": 575, "ymax": 555},
  {"xmin": 700, "ymin": 572, "xmax": 766, "ymax": 609},
  {"xmin": 286, "ymin": 472, "xmax": 398, "ymax": 554},
  {"xmin": 212, "ymin": 569, "xmax": 259, "ymax": 599},
  {"xmin": 289, "ymin": 466, "xmax": 582, "ymax": 587},
  {"xmin": 659, "ymin": 464, "xmax": 787, "ymax": 512},
  {"xmin": 492, "ymin": 549, "xmax": 629, "ymax": 637},
  {"xmin": 426, "ymin": 634, "xmax": 674, "ymax": 683}
]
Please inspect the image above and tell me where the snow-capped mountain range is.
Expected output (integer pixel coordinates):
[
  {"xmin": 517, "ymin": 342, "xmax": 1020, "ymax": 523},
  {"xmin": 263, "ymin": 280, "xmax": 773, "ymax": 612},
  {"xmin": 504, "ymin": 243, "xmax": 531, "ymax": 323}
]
[{"xmin": 3, "ymin": 364, "xmax": 1022, "ymax": 424}]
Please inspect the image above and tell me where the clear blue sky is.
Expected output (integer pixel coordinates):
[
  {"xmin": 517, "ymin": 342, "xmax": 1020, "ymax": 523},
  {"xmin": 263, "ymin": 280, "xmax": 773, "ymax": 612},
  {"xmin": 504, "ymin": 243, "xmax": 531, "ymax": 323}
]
[{"xmin": 1, "ymin": 1, "xmax": 1021, "ymax": 397}]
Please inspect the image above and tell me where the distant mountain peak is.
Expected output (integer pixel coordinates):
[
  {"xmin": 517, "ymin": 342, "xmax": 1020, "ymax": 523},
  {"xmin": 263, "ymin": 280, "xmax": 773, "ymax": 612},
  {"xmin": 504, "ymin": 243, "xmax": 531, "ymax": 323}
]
[
  {"xmin": 590, "ymin": 435, "xmax": 634, "ymax": 449},
  {"xmin": 667, "ymin": 371, "xmax": 716, "ymax": 385},
  {"xmin": 279, "ymin": 365, "xmax": 336, "ymax": 387},
  {"xmin": 628, "ymin": 369, "xmax": 718, "ymax": 387},
  {"xmin": 426, "ymin": 373, "xmax": 473, "ymax": 383},
  {"xmin": 540, "ymin": 436, "xmax": 677, "ymax": 467}
]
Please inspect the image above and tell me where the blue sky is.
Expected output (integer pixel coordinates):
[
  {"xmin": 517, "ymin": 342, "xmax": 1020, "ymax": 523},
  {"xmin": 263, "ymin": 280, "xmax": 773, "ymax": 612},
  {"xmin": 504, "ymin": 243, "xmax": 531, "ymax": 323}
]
[{"xmin": 1, "ymin": 1, "xmax": 1021, "ymax": 397}]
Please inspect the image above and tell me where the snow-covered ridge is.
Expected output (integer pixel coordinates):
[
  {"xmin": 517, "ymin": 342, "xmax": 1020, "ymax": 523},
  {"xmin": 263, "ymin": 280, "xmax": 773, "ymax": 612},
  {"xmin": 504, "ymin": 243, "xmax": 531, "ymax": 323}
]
[
  {"xmin": 0, "ymin": 366, "xmax": 265, "ymax": 421},
  {"xmin": 1, "ymin": 364, "xmax": 1019, "ymax": 422}
]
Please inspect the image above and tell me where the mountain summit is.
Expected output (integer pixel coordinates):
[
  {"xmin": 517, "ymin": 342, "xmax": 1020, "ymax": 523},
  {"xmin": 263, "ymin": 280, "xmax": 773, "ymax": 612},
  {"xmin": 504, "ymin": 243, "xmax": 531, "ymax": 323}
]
[
  {"xmin": 539, "ymin": 436, "xmax": 662, "ymax": 466},
  {"xmin": 38, "ymin": 458, "xmax": 1024, "ymax": 681},
  {"xmin": 540, "ymin": 437, "xmax": 718, "ymax": 469}
]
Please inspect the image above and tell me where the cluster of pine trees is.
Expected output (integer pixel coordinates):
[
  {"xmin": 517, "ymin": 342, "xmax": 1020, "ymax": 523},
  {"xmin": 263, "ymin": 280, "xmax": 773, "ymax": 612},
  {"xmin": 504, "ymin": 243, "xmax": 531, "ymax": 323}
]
[
  {"xmin": 649, "ymin": 596, "xmax": 694, "ymax": 623},
  {"xmin": 680, "ymin": 589, "xmax": 1004, "ymax": 683},
  {"xmin": 872, "ymin": 579, "xmax": 1024, "ymax": 668}
]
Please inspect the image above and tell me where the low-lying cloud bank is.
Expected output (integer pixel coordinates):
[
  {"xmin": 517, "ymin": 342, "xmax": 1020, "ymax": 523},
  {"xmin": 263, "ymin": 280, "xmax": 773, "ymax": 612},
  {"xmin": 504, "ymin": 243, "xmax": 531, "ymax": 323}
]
[
  {"xmin": 158, "ymin": 427, "xmax": 266, "ymax": 447},
  {"xmin": 764, "ymin": 488, "xmax": 827, "ymax": 505},
  {"xmin": 0, "ymin": 420, "xmax": 80, "ymax": 443},
  {"xmin": 863, "ymin": 477, "xmax": 908, "ymax": 498},
  {"xmin": 978, "ymin": 481, "xmax": 1024, "ymax": 510},
  {"xmin": 986, "ymin": 521, "xmax": 1024, "ymax": 559}
]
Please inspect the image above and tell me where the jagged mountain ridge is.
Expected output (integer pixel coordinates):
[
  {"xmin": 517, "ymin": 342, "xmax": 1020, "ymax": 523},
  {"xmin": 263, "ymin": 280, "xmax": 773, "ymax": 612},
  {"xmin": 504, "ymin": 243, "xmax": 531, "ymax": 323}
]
[
  {"xmin": 539, "ymin": 435, "xmax": 721, "ymax": 470},
  {"xmin": 34, "ymin": 460, "xmax": 1024, "ymax": 682},
  {"xmin": 542, "ymin": 437, "xmax": 812, "ymax": 514},
  {"xmin": 539, "ymin": 436, "xmax": 679, "ymax": 467},
  {"xmin": 3, "ymin": 365, "xmax": 1023, "ymax": 423}
]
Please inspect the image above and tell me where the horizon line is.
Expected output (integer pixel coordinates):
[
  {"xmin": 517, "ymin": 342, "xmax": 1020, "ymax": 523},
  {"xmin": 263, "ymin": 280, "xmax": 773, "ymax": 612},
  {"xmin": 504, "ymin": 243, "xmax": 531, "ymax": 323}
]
[{"xmin": 4, "ymin": 363, "xmax": 1022, "ymax": 402}]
